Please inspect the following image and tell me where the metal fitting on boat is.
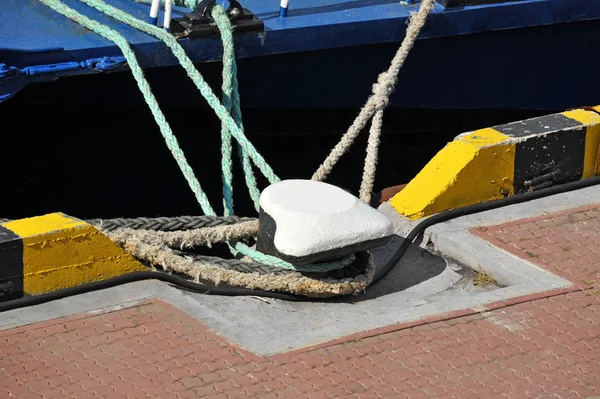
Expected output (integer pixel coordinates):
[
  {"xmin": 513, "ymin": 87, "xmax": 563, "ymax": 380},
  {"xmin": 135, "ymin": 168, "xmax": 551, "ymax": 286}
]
[{"xmin": 169, "ymin": 0, "xmax": 264, "ymax": 40}]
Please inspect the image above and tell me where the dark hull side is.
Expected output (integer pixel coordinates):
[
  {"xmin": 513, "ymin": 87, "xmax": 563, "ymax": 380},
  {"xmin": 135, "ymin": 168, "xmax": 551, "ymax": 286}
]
[{"xmin": 12, "ymin": 18, "xmax": 600, "ymax": 111}]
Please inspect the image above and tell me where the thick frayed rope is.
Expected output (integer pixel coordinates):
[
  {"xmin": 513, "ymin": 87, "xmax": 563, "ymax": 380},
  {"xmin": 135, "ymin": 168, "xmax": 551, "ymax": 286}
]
[
  {"xmin": 90, "ymin": 214, "xmax": 357, "ymax": 274},
  {"xmin": 113, "ymin": 232, "xmax": 376, "ymax": 297},
  {"xmin": 312, "ymin": 0, "xmax": 437, "ymax": 204},
  {"xmin": 107, "ymin": 220, "xmax": 259, "ymax": 250},
  {"xmin": 95, "ymin": 216, "xmax": 374, "ymax": 297},
  {"xmin": 86, "ymin": 215, "xmax": 248, "ymax": 232},
  {"xmin": 106, "ymin": 221, "xmax": 357, "ymax": 273}
]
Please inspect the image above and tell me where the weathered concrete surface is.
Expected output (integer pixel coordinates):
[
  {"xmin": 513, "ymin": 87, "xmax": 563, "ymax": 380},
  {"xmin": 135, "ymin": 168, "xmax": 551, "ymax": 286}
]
[
  {"xmin": 2, "ymin": 187, "xmax": 595, "ymax": 356},
  {"xmin": 383, "ymin": 184, "xmax": 600, "ymax": 284},
  {"xmin": 3, "ymin": 291, "xmax": 600, "ymax": 399},
  {"xmin": 3, "ymin": 203, "xmax": 600, "ymax": 399},
  {"xmin": 0, "ymin": 229, "xmax": 566, "ymax": 355},
  {"xmin": 2, "ymin": 244, "xmax": 482, "ymax": 355}
]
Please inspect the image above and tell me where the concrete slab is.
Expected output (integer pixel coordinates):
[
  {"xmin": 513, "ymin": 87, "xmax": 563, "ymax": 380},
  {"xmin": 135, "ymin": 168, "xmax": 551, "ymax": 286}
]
[
  {"xmin": 2, "ymin": 187, "xmax": 594, "ymax": 356},
  {"xmin": 0, "ymin": 242, "xmax": 564, "ymax": 356},
  {"xmin": 381, "ymin": 185, "xmax": 600, "ymax": 288},
  {"xmin": 1, "ymin": 243, "xmax": 498, "ymax": 355}
]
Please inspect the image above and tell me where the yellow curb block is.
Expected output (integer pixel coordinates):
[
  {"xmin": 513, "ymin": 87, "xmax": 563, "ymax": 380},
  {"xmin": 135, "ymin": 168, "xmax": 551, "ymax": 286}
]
[
  {"xmin": 391, "ymin": 108, "xmax": 600, "ymax": 220},
  {"xmin": 0, "ymin": 213, "xmax": 146, "ymax": 301}
]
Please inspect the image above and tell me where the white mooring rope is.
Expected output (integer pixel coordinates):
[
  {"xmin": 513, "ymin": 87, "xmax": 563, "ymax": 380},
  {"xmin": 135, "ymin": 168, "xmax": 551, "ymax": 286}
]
[{"xmin": 312, "ymin": 0, "xmax": 437, "ymax": 205}]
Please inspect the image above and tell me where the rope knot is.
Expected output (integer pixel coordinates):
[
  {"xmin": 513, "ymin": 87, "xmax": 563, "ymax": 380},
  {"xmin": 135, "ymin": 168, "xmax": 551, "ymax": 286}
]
[{"xmin": 370, "ymin": 71, "xmax": 396, "ymax": 110}]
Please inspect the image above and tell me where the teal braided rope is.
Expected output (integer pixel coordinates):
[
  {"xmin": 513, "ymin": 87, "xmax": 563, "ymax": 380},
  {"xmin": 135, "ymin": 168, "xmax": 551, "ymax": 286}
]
[
  {"xmin": 78, "ymin": 0, "xmax": 280, "ymax": 188},
  {"xmin": 41, "ymin": 0, "xmax": 354, "ymax": 273},
  {"xmin": 212, "ymin": 5, "xmax": 260, "ymax": 214},
  {"xmin": 211, "ymin": 7, "xmax": 352, "ymax": 272},
  {"xmin": 86, "ymin": 0, "xmax": 350, "ymax": 272},
  {"xmin": 37, "ymin": 0, "xmax": 217, "ymax": 217},
  {"xmin": 234, "ymin": 242, "xmax": 356, "ymax": 272},
  {"xmin": 227, "ymin": 40, "xmax": 260, "ymax": 210},
  {"xmin": 210, "ymin": 8, "xmax": 354, "ymax": 272},
  {"xmin": 219, "ymin": 17, "xmax": 235, "ymax": 217},
  {"xmin": 239, "ymin": 147, "xmax": 261, "ymax": 211}
]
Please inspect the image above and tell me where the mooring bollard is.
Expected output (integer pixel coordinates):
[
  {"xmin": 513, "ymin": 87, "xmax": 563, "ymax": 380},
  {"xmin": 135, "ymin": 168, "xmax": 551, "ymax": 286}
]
[{"xmin": 256, "ymin": 179, "xmax": 394, "ymax": 265}]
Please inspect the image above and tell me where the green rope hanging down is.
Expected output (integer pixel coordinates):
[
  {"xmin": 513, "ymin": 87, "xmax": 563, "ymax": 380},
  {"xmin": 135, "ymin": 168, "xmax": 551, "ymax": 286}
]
[
  {"xmin": 37, "ymin": 0, "xmax": 354, "ymax": 273},
  {"xmin": 76, "ymin": 0, "xmax": 279, "ymax": 196},
  {"xmin": 78, "ymin": 0, "xmax": 352, "ymax": 272},
  {"xmin": 38, "ymin": 0, "xmax": 217, "ymax": 216},
  {"xmin": 215, "ymin": 5, "xmax": 260, "ymax": 216}
]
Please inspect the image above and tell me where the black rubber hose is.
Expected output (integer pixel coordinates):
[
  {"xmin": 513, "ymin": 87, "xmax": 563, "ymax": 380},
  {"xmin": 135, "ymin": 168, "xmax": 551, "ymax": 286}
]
[
  {"xmin": 1, "ymin": 176, "xmax": 599, "ymax": 312},
  {"xmin": 371, "ymin": 175, "xmax": 600, "ymax": 285},
  {"xmin": 0, "ymin": 272, "xmax": 308, "ymax": 311}
]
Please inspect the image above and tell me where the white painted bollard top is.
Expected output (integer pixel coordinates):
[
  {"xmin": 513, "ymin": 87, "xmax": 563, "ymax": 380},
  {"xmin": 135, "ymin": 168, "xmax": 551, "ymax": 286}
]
[{"xmin": 257, "ymin": 179, "xmax": 394, "ymax": 264}]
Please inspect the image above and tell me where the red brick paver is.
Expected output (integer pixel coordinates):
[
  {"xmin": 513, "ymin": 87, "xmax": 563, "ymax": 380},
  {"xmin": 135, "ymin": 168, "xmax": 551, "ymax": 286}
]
[
  {"xmin": 1, "ymin": 295, "xmax": 599, "ymax": 399},
  {"xmin": 1, "ymin": 204, "xmax": 600, "ymax": 399},
  {"xmin": 2, "ymin": 293, "xmax": 600, "ymax": 399},
  {"xmin": 472, "ymin": 204, "xmax": 600, "ymax": 290}
]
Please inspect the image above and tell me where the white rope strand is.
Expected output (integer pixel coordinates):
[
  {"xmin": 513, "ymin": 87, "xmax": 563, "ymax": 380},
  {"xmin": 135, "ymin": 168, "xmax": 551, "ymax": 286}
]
[
  {"xmin": 359, "ymin": 109, "xmax": 384, "ymax": 203},
  {"xmin": 312, "ymin": 0, "xmax": 437, "ymax": 201}
]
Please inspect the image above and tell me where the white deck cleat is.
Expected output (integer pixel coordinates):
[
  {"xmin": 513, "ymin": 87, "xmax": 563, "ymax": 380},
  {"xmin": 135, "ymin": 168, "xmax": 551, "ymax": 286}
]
[{"xmin": 256, "ymin": 179, "xmax": 394, "ymax": 265}]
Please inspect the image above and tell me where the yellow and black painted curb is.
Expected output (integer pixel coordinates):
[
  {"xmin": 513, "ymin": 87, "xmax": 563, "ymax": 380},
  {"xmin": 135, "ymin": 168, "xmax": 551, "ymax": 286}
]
[
  {"xmin": 391, "ymin": 108, "xmax": 600, "ymax": 220},
  {"xmin": 0, "ymin": 213, "xmax": 146, "ymax": 302}
]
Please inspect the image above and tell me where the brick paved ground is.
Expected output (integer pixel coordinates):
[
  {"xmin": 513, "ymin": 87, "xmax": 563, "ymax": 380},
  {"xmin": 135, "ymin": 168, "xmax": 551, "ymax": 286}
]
[
  {"xmin": 471, "ymin": 204, "xmax": 600, "ymax": 291},
  {"xmin": 1, "ymin": 205, "xmax": 599, "ymax": 399}
]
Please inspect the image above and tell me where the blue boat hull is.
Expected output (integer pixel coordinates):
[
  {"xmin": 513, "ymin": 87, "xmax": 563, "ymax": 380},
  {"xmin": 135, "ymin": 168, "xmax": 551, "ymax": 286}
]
[
  {"xmin": 14, "ymin": 18, "xmax": 600, "ymax": 110},
  {"xmin": 2, "ymin": 0, "xmax": 600, "ymax": 110}
]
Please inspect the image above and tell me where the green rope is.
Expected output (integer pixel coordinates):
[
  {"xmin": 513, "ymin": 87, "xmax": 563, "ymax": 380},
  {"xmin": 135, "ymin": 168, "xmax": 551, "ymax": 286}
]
[
  {"xmin": 209, "ymin": 5, "xmax": 351, "ymax": 272},
  {"xmin": 220, "ymin": 22, "xmax": 235, "ymax": 217},
  {"xmin": 39, "ymin": 0, "xmax": 354, "ymax": 273},
  {"xmin": 38, "ymin": 0, "xmax": 217, "ymax": 217},
  {"xmin": 214, "ymin": 5, "xmax": 260, "ymax": 216},
  {"xmin": 77, "ymin": 0, "xmax": 280, "ymax": 192},
  {"xmin": 234, "ymin": 242, "xmax": 356, "ymax": 271}
]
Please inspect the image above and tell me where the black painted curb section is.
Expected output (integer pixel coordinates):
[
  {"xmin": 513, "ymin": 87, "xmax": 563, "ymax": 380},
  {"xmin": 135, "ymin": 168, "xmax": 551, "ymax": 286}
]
[
  {"xmin": 0, "ymin": 225, "xmax": 24, "ymax": 301},
  {"xmin": 494, "ymin": 113, "xmax": 587, "ymax": 194}
]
